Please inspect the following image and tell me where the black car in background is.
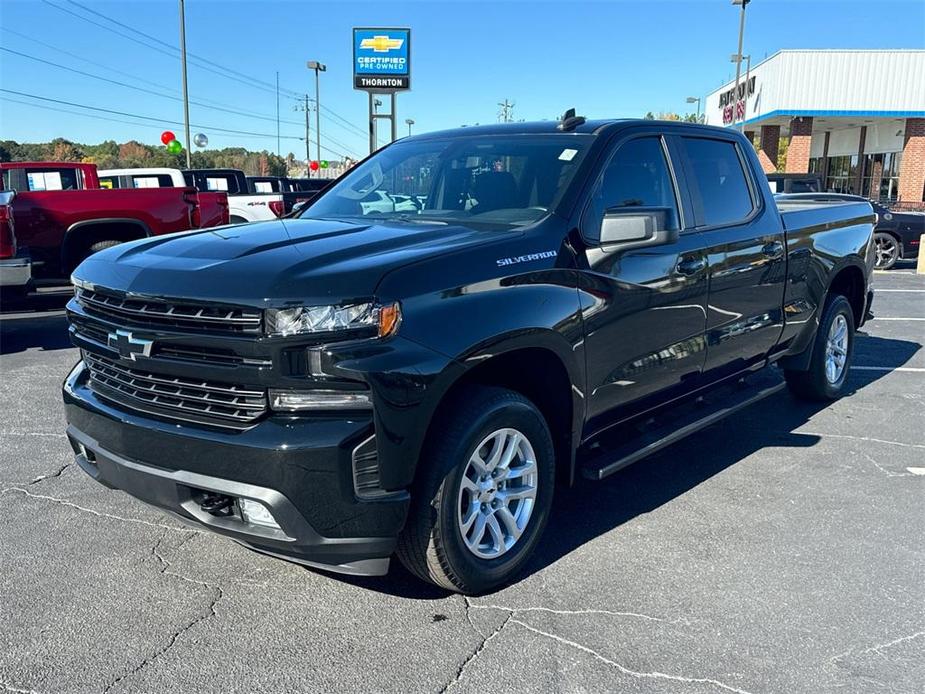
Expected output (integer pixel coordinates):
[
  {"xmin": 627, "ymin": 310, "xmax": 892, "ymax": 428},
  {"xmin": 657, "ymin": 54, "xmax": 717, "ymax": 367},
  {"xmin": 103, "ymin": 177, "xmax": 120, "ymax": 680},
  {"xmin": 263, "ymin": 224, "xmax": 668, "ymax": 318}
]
[
  {"xmin": 246, "ymin": 176, "xmax": 332, "ymax": 195},
  {"xmin": 777, "ymin": 193, "xmax": 923, "ymax": 269}
]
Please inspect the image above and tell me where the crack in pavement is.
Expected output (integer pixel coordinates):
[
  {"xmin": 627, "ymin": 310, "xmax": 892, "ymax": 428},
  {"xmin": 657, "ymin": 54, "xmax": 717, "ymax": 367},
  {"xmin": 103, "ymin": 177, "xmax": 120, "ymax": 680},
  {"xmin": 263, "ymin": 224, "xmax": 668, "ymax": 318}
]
[
  {"xmin": 831, "ymin": 630, "xmax": 925, "ymax": 664},
  {"xmin": 28, "ymin": 462, "xmax": 72, "ymax": 485},
  {"xmin": 466, "ymin": 600, "xmax": 674, "ymax": 624},
  {"xmin": 857, "ymin": 451, "xmax": 916, "ymax": 478},
  {"xmin": 442, "ymin": 599, "xmax": 513, "ymax": 692},
  {"xmin": 510, "ymin": 618, "xmax": 754, "ymax": 694},
  {"xmin": 101, "ymin": 531, "xmax": 224, "ymax": 693},
  {"xmin": 0, "ymin": 486, "xmax": 202, "ymax": 535},
  {"xmin": 1, "ymin": 683, "xmax": 43, "ymax": 694},
  {"xmin": 801, "ymin": 432, "xmax": 925, "ymax": 450}
]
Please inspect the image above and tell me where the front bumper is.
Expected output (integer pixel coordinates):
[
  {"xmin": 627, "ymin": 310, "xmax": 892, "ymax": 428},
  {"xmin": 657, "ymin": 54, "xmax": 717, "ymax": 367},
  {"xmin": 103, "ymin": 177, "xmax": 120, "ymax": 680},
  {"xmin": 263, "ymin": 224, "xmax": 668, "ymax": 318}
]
[{"xmin": 63, "ymin": 362, "xmax": 410, "ymax": 576}]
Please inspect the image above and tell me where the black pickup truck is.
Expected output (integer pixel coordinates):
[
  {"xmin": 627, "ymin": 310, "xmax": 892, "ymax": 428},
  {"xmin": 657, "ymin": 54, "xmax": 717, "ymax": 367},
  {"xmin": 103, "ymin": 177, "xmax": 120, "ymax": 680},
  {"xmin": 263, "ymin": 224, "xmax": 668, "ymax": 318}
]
[{"xmin": 62, "ymin": 116, "xmax": 875, "ymax": 593}]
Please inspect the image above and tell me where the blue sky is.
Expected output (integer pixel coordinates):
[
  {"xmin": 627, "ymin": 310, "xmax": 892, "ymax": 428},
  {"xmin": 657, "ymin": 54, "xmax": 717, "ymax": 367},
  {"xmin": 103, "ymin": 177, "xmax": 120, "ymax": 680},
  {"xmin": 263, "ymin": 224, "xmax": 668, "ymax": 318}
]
[{"xmin": 1, "ymin": 0, "xmax": 923, "ymax": 160}]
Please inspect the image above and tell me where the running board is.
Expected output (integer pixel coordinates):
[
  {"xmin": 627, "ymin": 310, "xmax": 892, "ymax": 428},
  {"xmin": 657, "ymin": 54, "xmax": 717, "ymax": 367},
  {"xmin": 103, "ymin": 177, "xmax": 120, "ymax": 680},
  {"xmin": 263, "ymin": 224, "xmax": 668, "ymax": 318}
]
[{"xmin": 580, "ymin": 368, "xmax": 786, "ymax": 481}]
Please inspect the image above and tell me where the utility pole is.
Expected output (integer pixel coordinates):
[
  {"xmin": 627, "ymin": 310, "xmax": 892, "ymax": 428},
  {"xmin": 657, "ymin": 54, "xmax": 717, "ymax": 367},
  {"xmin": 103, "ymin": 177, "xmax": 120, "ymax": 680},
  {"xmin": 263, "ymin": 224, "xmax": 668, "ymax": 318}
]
[
  {"xmin": 178, "ymin": 0, "xmax": 191, "ymax": 168},
  {"xmin": 307, "ymin": 61, "xmax": 326, "ymax": 173},
  {"xmin": 498, "ymin": 99, "xmax": 515, "ymax": 123},
  {"xmin": 731, "ymin": 0, "xmax": 750, "ymax": 132},
  {"xmin": 293, "ymin": 95, "xmax": 311, "ymax": 174},
  {"xmin": 276, "ymin": 71, "xmax": 280, "ymax": 157}
]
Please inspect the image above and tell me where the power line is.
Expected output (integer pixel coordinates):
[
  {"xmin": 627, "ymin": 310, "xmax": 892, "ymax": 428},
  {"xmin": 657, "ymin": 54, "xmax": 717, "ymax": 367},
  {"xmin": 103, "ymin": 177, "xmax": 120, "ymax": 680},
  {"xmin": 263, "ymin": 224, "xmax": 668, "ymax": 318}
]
[
  {"xmin": 0, "ymin": 27, "xmax": 303, "ymax": 127},
  {"xmin": 0, "ymin": 88, "xmax": 355, "ymax": 158},
  {"xmin": 34, "ymin": 0, "xmax": 367, "ymax": 156},
  {"xmin": 0, "ymin": 46, "xmax": 310, "ymax": 128}
]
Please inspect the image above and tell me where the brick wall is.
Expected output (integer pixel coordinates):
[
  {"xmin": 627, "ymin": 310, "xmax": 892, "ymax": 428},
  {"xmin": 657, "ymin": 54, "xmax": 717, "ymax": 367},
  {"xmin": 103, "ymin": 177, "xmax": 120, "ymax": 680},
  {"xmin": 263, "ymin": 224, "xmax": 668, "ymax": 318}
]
[
  {"xmin": 758, "ymin": 125, "xmax": 780, "ymax": 173},
  {"xmin": 897, "ymin": 118, "xmax": 925, "ymax": 203},
  {"xmin": 785, "ymin": 117, "xmax": 814, "ymax": 173}
]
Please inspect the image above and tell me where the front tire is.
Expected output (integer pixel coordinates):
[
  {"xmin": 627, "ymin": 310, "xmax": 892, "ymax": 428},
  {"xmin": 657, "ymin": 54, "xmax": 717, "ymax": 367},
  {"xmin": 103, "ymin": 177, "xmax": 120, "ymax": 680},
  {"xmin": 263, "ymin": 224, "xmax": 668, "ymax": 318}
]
[
  {"xmin": 784, "ymin": 293, "xmax": 855, "ymax": 401},
  {"xmin": 396, "ymin": 386, "xmax": 555, "ymax": 594}
]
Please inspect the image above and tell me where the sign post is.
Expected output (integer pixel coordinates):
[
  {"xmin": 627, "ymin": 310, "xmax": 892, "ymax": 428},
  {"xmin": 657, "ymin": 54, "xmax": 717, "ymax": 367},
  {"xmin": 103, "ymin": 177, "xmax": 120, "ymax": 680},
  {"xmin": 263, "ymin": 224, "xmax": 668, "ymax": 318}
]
[{"xmin": 353, "ymin": 27, "xmax": 411, "ymax": 154}]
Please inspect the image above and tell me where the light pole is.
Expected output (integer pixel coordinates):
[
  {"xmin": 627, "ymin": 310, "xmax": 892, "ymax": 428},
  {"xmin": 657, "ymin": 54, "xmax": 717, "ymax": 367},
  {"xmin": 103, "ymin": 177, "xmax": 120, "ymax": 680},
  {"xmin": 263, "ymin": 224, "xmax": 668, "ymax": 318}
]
[
  {"xmin": 405, "ymin": 118, "xmax": 415, "ymax": 136},
  {"xmin": 306, "ymin": 60, "xmax": 326, "ymax": 173},
  {"xmin": 178, "ymin": 0, "xmax": 191, "ymax": 168},
  {"xmin": 731, "ymin": 0, "xmax": 750, "ymax": 132},
  {"xmin": 686, "ymin": 96, "xmax": 702, "ymax": 123}
]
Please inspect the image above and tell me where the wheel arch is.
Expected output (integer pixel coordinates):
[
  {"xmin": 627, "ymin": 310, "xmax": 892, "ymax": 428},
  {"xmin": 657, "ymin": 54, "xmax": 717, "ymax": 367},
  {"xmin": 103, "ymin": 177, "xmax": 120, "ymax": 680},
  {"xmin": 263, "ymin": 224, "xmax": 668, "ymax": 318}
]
[
  {"xmin": 420, "ymin": 340, "xmax": 582, "ymax": 488},
  {"xmin": 62, "ymin": 218, "xmax": 151, "ymax": 273}
]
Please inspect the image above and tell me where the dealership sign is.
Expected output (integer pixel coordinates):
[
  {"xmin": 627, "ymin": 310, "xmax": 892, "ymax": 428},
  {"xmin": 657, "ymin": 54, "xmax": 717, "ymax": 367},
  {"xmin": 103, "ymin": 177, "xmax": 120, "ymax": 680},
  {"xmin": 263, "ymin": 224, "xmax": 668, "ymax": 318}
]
[
  {"xmin": 720, "ymin": 75, "xmax": 756, "ymax": 124},
  {"xmin": 353, "ymin": 28, "xmax": 411, "ymax": 91}
]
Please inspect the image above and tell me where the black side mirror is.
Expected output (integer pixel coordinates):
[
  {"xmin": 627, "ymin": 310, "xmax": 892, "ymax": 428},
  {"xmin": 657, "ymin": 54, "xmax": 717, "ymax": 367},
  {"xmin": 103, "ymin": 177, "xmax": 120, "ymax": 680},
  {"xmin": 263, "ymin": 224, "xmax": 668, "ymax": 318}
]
[{"xmin": 600, "ymin": 207, "xmax": 679, "ymax": 250}]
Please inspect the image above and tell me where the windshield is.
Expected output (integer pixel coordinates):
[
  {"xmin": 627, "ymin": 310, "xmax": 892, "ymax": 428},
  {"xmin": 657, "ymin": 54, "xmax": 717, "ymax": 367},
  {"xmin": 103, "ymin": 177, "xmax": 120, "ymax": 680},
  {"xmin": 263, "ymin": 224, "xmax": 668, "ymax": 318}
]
[{"xmin": 302, "ymin": 134, "xmax": 592, "ymax": 227}]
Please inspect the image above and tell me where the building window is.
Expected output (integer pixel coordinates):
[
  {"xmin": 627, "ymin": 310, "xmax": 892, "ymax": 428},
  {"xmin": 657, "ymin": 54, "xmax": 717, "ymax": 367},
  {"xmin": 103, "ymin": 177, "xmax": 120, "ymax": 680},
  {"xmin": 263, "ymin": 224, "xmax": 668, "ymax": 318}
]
[
  {"xmin": 825, "ymin": 155, "xmax": 858, "ymax": 195},
  {"xmin": 861, "ymin": 152, "xmax": 902, "ymax": 202}
]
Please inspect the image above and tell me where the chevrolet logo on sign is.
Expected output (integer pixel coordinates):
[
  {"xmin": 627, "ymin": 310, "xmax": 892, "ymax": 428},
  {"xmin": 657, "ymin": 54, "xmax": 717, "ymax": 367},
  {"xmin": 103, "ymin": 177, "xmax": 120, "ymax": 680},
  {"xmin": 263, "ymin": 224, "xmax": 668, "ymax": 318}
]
[
  {"xmin": 107, "ymin": 330, "xmax": 154, "ymax": 361},
  {"xmin": 359, "ymin": 35, "xmax": 404, "ymax": 52}
]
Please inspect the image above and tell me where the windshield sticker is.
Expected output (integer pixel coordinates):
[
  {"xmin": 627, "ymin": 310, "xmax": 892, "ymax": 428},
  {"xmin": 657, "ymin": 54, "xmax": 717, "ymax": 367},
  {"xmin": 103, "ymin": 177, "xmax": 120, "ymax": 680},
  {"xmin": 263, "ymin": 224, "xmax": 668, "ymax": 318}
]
[
  {"xmin": 496, "ymin": 250, "xmax": 557, "ymax": 267},
  {"xmin": 558, "ymin": 148, "xmax": 578, "ymax": 161}
]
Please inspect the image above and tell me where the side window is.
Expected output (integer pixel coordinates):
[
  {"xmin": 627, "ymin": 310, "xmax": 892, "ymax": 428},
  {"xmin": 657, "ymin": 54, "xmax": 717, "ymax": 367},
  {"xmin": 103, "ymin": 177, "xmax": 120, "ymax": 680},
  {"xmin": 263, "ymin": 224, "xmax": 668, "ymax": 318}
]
[
  {"xmin": 586, "ymin": 137, "xmax": 679, "ymax": 242},
  {"xmin": 681, "ymin": 137, "xmax": 754, "ymax": 227}
]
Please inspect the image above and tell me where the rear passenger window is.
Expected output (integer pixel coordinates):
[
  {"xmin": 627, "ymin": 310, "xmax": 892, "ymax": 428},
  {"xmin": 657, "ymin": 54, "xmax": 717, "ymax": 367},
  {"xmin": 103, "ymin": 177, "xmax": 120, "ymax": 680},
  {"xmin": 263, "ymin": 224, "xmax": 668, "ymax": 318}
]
[
  {"xmin": 586, "ymin": 137, "xmax": 679, "ymax": 241},
  {"xmin": 681, "ymin": 137, "xmax": 754, "ymax": 227}
]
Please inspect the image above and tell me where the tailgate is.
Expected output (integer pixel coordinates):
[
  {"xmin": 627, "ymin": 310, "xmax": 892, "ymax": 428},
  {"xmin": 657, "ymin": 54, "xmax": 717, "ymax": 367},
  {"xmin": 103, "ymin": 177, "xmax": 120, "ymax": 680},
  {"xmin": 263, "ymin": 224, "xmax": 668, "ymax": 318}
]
[{"xmin": 194, "ymin": 191, "xmax": 230, "ymax": 228}]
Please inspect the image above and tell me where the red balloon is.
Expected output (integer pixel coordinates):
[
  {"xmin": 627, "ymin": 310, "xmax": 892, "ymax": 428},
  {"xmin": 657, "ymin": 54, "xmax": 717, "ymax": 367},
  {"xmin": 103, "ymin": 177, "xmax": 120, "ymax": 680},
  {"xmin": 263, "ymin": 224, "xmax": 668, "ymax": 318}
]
[
  {"xmin": 161, "ymin": 130, "xmax": 176, "ymax": 145},
  {"xmin": 309, "ymin": 160, "xmax": 319, "ymax": 171}
]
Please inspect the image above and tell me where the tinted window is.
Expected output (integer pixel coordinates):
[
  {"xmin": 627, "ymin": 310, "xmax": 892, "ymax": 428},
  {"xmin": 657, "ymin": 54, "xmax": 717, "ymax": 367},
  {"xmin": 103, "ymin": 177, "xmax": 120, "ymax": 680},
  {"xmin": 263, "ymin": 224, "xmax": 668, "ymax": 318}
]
[
  {"xmin": 682, "ymin": 137, "xmax": 753, "ymax": 226},
  {"xmin": 586, "ymin": 137, "xmax": 679, "ymax": 240}
]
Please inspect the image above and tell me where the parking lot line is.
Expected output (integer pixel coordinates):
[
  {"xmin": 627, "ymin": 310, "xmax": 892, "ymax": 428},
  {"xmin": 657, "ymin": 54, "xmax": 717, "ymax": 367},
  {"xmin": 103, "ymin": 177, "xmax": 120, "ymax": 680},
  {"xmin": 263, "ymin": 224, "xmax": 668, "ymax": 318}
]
[
  {"xmin": 869, "ymin": 317, "xmax": 925, "ymax": 321},
  {"xmin": 874, "ymin": 289, "xmax": 925, "ymax": 293},
  {"xmin": 851, "ymin": 366, "xmax": 925, "ymax": 372}
]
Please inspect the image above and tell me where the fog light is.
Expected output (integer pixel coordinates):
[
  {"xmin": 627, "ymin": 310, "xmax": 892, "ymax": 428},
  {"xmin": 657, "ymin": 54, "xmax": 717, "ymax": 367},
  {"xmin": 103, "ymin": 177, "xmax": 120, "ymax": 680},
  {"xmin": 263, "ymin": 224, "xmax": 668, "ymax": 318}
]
[
  {"xmin": 238, "ymin": 498, "xmax": 281, "ymax": 530},
  {"xmin": 269, "ymin": 389, "xmax": 372, "ymax": 411}
]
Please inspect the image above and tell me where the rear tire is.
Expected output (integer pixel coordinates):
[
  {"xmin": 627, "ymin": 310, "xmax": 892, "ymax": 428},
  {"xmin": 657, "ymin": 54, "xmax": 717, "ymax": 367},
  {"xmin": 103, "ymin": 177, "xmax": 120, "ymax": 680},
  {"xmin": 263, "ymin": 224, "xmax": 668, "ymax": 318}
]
[
  {"xmin": 89, "ymin": 239, "xmax": 122, "ymax": 253},
  {"xmin": 396, "ymin": 386, "xmax": 555, "ymax": 594},
  {"xmin": 229, "ymin": 215, "xmax": 248, "ymax": 225},
  {"xmin": 784, "ymin": 293, "xmax": 855, "ymax": 401},
  {"xmin": 873, "ymin": 231, "xmax": 901, "ymax": 270}
]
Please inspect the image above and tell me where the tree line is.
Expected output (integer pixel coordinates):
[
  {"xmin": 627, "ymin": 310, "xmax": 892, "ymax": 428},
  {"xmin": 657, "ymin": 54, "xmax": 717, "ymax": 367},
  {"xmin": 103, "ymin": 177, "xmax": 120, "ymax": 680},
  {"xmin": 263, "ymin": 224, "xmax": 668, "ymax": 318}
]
[{"xmin": 0, "ymin": 138, "xmax": 295, "ymax": 176}]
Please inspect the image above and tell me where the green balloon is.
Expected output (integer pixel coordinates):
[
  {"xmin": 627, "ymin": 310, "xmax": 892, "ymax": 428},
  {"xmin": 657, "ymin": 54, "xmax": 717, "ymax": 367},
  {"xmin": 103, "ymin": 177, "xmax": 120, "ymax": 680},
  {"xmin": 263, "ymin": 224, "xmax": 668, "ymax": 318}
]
[
  {"xmin": 167, "ymin": 139, "xmax": 183, "ymax": 154},
  {"xmin": 320, "ymin": 160, "xmax": 329, "ymax": 168}
]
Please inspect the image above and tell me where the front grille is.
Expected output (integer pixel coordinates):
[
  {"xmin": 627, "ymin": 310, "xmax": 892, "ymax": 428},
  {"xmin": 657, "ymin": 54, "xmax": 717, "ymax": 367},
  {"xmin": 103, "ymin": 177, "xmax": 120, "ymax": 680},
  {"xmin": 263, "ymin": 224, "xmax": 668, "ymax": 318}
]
[
  {"xmin": 85, "ymin": 352, "xmax": 267, "ymax": 428},
  {"xmin": 77, "ymin": 287, "xmax": 262, "ymax": 334}
]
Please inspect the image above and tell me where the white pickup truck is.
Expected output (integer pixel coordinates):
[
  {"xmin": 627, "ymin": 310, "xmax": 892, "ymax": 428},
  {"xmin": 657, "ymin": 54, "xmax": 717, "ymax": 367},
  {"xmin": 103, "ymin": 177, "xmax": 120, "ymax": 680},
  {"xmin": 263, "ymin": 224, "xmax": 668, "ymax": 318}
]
[{"xmin": 98, "ymin": 168, "xmax": 284, "ymax": 224}]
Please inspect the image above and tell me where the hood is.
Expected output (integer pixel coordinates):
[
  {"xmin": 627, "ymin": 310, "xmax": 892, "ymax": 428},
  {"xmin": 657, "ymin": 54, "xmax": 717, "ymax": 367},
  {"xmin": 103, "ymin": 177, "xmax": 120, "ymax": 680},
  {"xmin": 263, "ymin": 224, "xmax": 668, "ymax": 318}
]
[{"xmin": 74, "ymin": 218, "xmax": 511, "ymax": 307}]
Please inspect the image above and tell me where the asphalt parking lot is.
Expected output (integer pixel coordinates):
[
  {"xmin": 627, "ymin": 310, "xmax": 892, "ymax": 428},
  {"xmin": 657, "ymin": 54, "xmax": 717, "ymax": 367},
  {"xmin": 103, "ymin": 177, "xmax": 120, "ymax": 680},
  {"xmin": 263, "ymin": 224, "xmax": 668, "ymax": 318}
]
[{"xmin": 1, "ymin": 268, "xmax": 922, "ymax": 694}]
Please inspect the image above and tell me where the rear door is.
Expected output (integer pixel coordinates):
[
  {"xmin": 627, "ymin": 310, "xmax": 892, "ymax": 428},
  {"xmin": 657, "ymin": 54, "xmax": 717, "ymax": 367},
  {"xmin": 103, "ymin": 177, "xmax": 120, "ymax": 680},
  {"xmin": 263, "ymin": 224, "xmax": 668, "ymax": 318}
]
[
  {"xmin": 577, "ymin": 133, "xmax": 710, "ymax": 430},
  {"xmin": 675, "ymin": 134, "xmax": 787, "ymax": 382}
]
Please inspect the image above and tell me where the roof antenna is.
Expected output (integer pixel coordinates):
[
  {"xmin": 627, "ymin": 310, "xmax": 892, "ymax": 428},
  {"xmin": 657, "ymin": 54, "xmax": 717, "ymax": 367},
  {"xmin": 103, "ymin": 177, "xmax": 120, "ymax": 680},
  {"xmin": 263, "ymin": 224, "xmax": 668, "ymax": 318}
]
[{"xmin": 558, "ymin": 108, "xmax": 586, "ymax": 131}]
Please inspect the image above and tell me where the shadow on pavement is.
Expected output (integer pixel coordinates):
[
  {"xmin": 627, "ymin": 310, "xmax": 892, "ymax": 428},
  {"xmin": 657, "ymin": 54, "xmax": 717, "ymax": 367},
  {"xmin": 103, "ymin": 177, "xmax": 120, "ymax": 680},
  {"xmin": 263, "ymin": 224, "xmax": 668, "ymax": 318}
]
[
  {"xmin": 1, "ymin": 291, "xmax": 74, "ymax": 355},
  {"xmin": 337, "ymin": 333, "xmax": 920, "ymax": 599}
]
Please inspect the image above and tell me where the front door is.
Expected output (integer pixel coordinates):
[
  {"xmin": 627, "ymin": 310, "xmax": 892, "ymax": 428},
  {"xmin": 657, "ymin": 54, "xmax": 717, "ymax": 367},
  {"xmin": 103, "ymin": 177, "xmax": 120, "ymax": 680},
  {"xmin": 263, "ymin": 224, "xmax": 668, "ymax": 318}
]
[{"xmin": 577, "ymin": 134, "xmax": 709, "ymax": 433}]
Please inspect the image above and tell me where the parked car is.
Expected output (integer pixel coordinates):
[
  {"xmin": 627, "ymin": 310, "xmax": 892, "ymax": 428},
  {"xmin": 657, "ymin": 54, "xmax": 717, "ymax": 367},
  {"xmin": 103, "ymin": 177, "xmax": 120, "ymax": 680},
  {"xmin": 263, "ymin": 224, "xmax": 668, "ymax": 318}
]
[
  {"xmin": 100, "ymin": 167, "xmax": 286, "ymax": 224},
  {"xmin": 63, "ymin": 116, "xmax": 875, "ymax": 593},
  {"xmin": 766, "ymin": 173, "xmax": 824, "ymax": 194},
  {"xmin": 246, "ymin": 175, "xmax": 331, "ymax": 196},
  {"xmin": 0, "ymin": 190, "xmax": 28, "ymax": 292},
  {"xmin": 0, "ymin": 161, "xmax": 229, "ymax": 294},
  {"xmin": 777, "ymin": 192, "xmax": 923, "ymax": 269}
]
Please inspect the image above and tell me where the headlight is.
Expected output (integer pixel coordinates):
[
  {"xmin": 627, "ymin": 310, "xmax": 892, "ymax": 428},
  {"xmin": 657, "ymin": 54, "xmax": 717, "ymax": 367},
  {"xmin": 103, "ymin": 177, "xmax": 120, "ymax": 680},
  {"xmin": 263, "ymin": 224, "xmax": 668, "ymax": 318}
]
[
  {"xmin": 269, "ymin": 389, "xmax": 372, "ymax": 411},
  {"xmin": 266, "ymin": 301, "xmax": 401, "ymax": 337}
]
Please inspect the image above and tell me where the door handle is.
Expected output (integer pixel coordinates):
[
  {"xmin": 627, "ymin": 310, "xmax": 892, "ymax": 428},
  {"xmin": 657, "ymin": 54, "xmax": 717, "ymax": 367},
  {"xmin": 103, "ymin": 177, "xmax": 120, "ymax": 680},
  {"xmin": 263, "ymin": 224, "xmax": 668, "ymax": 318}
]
[
  {"xmin": 676, "ymin": 257, "xmax": 707, "ymax": 276},
  {"xmin": 761, "ymin": 241, "xmax": 784, "ymax": 258}
]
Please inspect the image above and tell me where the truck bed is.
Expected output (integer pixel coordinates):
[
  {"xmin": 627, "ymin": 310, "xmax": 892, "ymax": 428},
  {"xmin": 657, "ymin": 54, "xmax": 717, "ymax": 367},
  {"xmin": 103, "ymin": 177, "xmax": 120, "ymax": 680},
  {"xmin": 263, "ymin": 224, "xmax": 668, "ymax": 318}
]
[{"xmin": 776, "ymin": 197, "xmax": 877, "ymax": 232}]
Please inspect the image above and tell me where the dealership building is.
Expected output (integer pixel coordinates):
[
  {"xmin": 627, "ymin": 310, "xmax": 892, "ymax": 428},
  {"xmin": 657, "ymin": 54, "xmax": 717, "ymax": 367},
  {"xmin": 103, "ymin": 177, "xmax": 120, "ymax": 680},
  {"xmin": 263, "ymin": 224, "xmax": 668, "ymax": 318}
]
[{"xmin": 704, "ymin": 50, "xmax": 925, "ymax": 204}]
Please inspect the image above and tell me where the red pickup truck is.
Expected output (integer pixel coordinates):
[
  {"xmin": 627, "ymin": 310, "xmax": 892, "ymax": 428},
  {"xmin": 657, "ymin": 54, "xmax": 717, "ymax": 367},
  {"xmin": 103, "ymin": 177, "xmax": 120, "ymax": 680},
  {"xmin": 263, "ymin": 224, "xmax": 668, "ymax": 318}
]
[{"xmin": 0, "ymin": 161, "xmax": 228, "ymax": 294}]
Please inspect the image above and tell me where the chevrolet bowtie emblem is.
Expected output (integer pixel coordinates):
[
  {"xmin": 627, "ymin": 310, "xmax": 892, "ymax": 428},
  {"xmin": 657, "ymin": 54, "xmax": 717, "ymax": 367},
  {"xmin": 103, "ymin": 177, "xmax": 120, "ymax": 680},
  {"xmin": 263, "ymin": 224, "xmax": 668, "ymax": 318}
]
[
  {"xmin": 107, "ymin": 330, "xmax": 154, "ymax": 361},
  {"xmin": 359, "ymin": 35, "xmax": 404, "ymax": 52}
]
